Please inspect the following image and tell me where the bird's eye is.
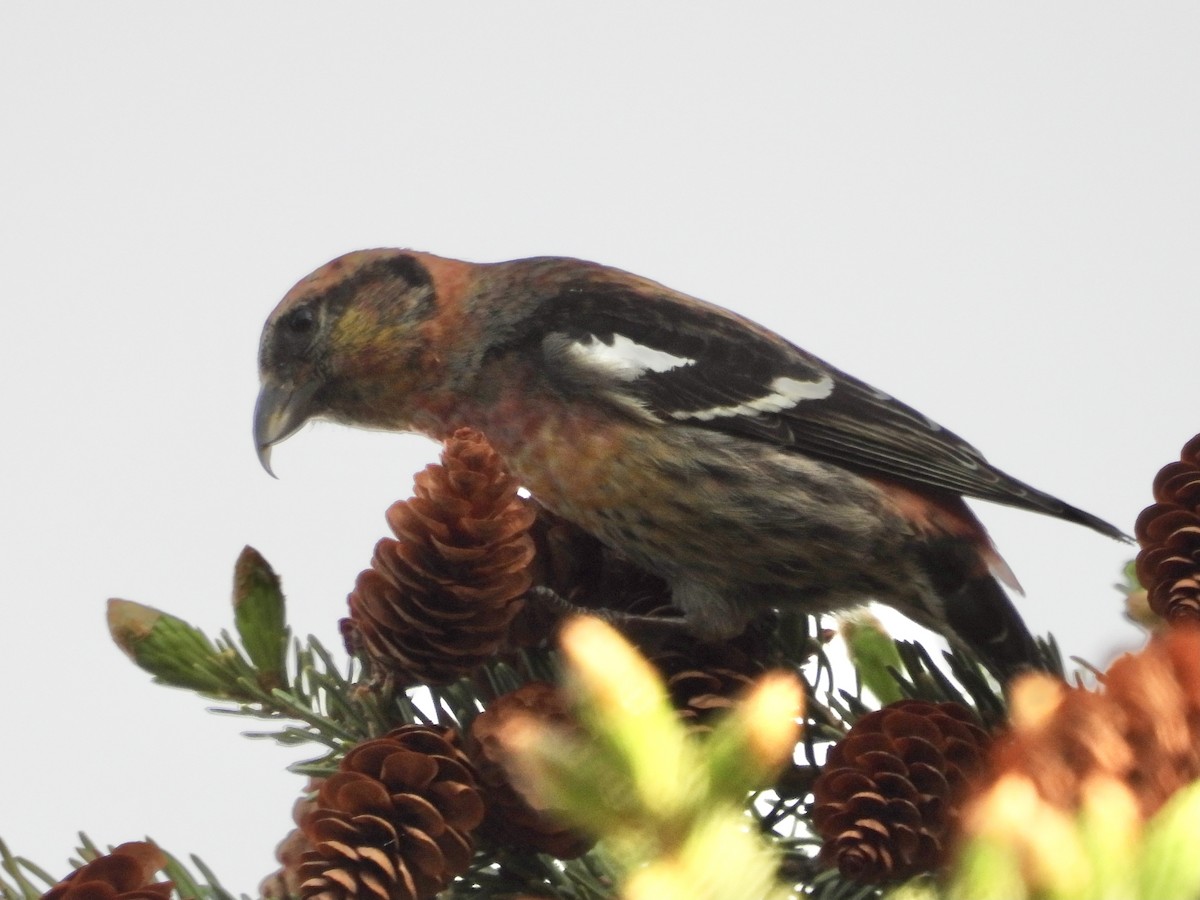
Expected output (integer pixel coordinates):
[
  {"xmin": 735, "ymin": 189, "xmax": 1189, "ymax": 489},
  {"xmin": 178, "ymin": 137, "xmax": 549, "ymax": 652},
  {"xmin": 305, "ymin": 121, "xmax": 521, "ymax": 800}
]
[{"xmin": 284, "ymin": 307, "xmax": 316, "ymax": 336}]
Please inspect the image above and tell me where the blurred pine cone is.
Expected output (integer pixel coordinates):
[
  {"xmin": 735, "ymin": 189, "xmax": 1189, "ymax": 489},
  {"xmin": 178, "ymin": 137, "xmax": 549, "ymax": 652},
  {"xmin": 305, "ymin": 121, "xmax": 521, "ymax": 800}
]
[
  {"xmin": 650, "ymin": 639, "xmax": 766, "ymax": 732},
  {"xmin": 41, "ymin": 842, "xmax": 171, "ymax": 900},
  {"xmin": 984, "ymin": 626, "xmax": 1200, "ymax": 821},
  {"xmin": 347, "ymin": 428, "xmax": 535, "ymax": 686},
  {"xmin": 986, "ymin": 673, "xmax": 1131, "ymax": 814},
  {"xmin": 811, "ymin": 699, "xmax": 990, "ymax": 883},
  {"xmin": 468, "ymin": 682, "xmax": 594, "ymax": 859},
  {"xmin": 1107, "ymin": 625, "xmax": 1200, "ymax": 812},
  {"xmin": 298, "ymin": 725, "xmax": 484, "ymax": 900},
  {"xmin": 1135, "ymin": 432, "xmax": 1200, "ymax": 622}
]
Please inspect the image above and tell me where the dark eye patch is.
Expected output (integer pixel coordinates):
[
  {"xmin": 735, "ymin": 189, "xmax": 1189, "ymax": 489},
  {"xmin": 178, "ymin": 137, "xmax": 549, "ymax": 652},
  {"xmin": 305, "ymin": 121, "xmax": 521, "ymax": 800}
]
[
  {"xmin": 282, "ymin": 306, "xmax": 316, "ymax": 335},
  {"xmin": 273, "ymin": 305, "xmax": 320, "ymax": 363}
]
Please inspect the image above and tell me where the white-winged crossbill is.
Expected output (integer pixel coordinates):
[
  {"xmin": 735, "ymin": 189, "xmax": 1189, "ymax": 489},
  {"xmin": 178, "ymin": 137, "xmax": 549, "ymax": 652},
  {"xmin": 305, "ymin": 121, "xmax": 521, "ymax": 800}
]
[{"xmin": 254, "ymin": 250, "xmax": 1126, "ymax": 677}]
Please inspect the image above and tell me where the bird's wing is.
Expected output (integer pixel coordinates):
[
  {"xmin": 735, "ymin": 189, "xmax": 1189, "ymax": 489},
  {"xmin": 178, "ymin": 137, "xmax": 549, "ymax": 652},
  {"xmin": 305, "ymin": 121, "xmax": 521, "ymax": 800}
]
[{"xmin": 534, "ymin": 279, "xmax": 1125, "ymax": 539}]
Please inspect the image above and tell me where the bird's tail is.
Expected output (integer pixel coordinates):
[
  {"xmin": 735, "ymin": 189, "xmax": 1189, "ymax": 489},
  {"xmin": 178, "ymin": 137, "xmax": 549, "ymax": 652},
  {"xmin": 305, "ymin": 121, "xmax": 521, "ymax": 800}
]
[{"xmin": 993, "ymin": 472, "xmax": 1131, "ymax": 543}]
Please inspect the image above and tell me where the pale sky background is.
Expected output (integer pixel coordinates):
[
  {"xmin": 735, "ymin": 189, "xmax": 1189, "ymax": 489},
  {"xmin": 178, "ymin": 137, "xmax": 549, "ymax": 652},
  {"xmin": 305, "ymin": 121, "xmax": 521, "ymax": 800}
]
[{"xmin": 3, "ymin": 3, "xmax": 1197, "ymax": 893}]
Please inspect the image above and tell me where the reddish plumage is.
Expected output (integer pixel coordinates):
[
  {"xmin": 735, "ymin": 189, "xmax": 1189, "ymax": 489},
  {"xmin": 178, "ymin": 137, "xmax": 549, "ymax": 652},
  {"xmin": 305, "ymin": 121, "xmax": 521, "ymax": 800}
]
[{"xmin": 255, "ymin": 249, "xmax": 1126, "ymax": 677}]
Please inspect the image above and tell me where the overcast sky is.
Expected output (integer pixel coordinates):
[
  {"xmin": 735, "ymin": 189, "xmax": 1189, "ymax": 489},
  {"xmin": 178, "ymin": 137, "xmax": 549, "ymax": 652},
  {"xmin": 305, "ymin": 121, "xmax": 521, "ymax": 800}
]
[{"xmin": 3, "ymin": 2, "xmax": 1198, "ymax": 892}]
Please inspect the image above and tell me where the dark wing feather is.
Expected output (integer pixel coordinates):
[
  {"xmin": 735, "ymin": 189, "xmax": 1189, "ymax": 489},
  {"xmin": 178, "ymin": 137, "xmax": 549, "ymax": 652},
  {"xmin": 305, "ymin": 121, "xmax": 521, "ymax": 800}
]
[{"xmin": 532, "ymin": 278, "xmax": 1126, "ymax": 540}]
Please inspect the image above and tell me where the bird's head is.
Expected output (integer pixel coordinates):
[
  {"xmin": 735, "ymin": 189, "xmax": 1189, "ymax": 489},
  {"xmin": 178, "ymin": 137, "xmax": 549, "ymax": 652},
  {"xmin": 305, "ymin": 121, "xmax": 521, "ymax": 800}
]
[
  {"xmin": 254, "ymin": 247, "xmax": 708, "ymax": 476},
  {"xmin": 253, "ymin": 248, "xmax": 480, "ymax": 475}
]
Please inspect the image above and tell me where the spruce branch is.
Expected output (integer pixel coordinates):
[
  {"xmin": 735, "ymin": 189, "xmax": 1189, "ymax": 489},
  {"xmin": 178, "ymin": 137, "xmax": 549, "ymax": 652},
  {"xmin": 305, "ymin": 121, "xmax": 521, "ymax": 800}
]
[{"xmin": 0, "ymin": 839, "xmax": 52, "ymax": 900}]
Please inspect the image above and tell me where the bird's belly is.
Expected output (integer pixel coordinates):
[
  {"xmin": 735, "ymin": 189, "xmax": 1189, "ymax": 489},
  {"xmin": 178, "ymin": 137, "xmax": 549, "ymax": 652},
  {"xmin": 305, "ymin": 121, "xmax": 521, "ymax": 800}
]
[{"xmin": 474, "ymin": 404, "xmax": 910, "ymax": 592}]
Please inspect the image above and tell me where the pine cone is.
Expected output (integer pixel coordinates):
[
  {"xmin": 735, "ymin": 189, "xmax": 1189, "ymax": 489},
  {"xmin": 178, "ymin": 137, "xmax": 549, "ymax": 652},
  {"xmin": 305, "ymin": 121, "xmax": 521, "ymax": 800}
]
[
  {"xmin": 650, "ymin": 640, "xmax": 766, "ymax": 731},
  {"xmin": 985, "ymin": 673, "xmax": 1130, "ymax": 812},
  {"xmin": 347, "ymin": 429, "xmax": 535, "ymax": 686},
  {"xmin": 261, "ymin": 780, "xmax": 323, "ymax": 900},
  {"xmin": 468, "ymin": 682, "xmax": 594, "ymax": 859},
  {"xmin": 811, "ymin": 700, "xmax": 990, "ymax": 883},
  {"xmin": 984, "ymin": 626, "xmax": 1200, "ymax": 820},
  {"xmin": 1107, "ymin": 624, "xmax": 1200, "ymax": 813},
  {"xmin": 1135, "ymin": 433, "xmax": 1200, "ymax": 621},
  {"xmin": 298, "ymin": 725, "xmax": 485, "ymax": 900},
  {"xmin": 42, "ymin": 843, "xmax": 171, "ymax": 900}
]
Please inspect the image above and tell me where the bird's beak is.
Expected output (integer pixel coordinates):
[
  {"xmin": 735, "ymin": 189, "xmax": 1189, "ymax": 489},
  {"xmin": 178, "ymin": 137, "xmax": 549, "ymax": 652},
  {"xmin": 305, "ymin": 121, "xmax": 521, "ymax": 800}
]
[{"xmin": 253, "ymin": 378, "xmax": 321, "ymax": 477}]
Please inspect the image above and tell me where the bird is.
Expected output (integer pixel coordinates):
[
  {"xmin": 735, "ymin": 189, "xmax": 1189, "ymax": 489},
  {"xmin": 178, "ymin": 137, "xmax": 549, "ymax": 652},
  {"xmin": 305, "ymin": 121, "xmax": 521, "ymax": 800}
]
[{"xmin": 254, "ymin": 249, "xmax": 1128, "ymax": 678}]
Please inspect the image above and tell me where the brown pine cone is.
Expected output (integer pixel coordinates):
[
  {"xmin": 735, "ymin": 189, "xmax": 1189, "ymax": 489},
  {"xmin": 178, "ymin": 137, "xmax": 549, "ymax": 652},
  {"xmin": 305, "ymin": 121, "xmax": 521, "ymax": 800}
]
[
  {"xmin": 41, "ymin": 843, "xmax": 171, "ymax": 900},
  {"xmin": 650, "ymin": 640, "xmax": 766, "ymax": 731},
  {"xmin": 811, "ymin": 700, "xmax": 990, "ymax": 883},
  {"xmin": 984, "ymin": 626, "xmax": 1200, "ymax": 821},
  {"xmin": 347, "ymin": 428, "xmax": 535, "ymax": 686},
  {"xmin": 298, "ymin": 725, "xmax": 485, "ymax": 900},
  {"xmin": 468, "ymin": 682, "xmax": 594, "ymax": 859},
  {"xmin": 985, "ymin": 674, "xmax": 1130, "ymax": 813},
  {"xmin": 1107, "ymin": 624, "xmax": 1200, "ymax": 813},
  {"xmin": 261, "ymin": 779, "xmax": 323, "ymax": 900},
  {"xmin": 261, "ymin": 828, "xmax": 312, "ymax": 900},
  {"xmin": 1135, "ymin": 433, "xmax": 1200, "ymax": 622}
]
